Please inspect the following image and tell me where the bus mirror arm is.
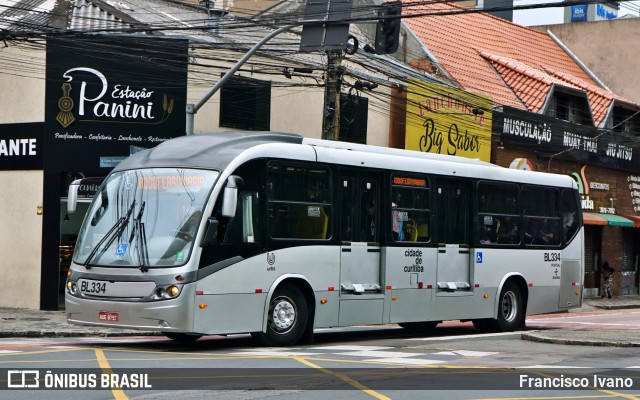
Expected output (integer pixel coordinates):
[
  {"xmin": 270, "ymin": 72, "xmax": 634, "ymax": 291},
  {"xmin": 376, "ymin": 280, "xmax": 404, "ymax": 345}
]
[
  {"xmin": 202, "ymin": 218, "xmax": 219, "ymax": 246},
  {"xmin": 221, "ymin": 175, "xmax": 244, "ymax": 218}
]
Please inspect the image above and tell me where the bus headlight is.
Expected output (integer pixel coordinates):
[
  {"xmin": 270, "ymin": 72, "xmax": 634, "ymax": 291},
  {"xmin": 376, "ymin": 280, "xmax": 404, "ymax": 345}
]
[
  {"xmin": 166, "ymin": 285, "xmax": 180, "ymax": 298},
  {"xmin": 153, "ymin": 284, "xmax": 182, "ymax": 300},
  {"xmin": 66, "ymin": 280, "xmax": 78, "ymax": 295}
]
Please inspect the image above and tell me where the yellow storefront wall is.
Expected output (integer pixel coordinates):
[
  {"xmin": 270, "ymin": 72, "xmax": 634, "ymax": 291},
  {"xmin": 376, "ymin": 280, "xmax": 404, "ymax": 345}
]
[{"xmin": 405, "ymin": 78, "xmax": 493, "ymax": 162}]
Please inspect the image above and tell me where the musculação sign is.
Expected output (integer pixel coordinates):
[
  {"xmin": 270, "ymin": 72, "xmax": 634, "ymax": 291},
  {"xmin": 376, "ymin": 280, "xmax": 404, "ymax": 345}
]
[{"xmin": 494, "ymin": 106, "xmax": 638, "ymax": 172}]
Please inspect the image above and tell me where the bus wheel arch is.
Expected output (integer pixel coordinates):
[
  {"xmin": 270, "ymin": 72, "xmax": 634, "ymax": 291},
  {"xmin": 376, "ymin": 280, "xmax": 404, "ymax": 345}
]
[
  {"xmin": 255, "ymin": 277, "xmax": 315, "ymax": 346},
  {"xmin": 473, "ymin": 275, "xmax": 528, "ymax": 332}
]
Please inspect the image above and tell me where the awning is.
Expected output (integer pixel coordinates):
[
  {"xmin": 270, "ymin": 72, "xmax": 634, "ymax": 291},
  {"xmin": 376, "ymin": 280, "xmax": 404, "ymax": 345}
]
[
  {"xmin": 583, "ymin": 212, "xmax": 635, "ymax": 227},
  {"xmin": 583, "ymin": 212, "xmax": 607, "ymax": 226},
  {"xmin": 599, "ymin": 214, "xmax": 635, "ymax": 227},
  {"xmin": 623, "ymin": 214, "xmax": 640, "ymax": 228}
]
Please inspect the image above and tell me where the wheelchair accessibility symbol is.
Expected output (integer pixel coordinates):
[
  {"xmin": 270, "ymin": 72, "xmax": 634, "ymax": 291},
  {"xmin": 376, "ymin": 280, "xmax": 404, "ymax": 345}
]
[{"xmin": 476, "ymin": 252, "xmax": 483, "ymax": 264}]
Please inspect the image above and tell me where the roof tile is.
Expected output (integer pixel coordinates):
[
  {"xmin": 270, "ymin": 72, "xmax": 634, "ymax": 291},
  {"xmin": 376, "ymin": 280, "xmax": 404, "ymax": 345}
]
[{"xmin": 402, "ymin": 1, "xmax": 638, "ymax": 126}]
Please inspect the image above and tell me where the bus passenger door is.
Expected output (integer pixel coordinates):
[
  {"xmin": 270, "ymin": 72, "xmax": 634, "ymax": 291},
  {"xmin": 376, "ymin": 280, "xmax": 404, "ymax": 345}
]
[
  {"xmin": 338, "ymin": 170, "xmax": 383, "ymax": 325},
  {"xmin": 435, "ymin": 178, "xmax": 472, "ymax": 294}
]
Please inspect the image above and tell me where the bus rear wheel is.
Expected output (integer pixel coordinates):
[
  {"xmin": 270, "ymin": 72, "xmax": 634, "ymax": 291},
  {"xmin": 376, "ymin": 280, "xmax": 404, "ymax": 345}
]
[
  {"xmin": 255, "ymin": 284, "xmax": 308, "ymax": 346},
  {"xmin": 473, "ymin": 281, "xmax": 523, "ymax": 332},
  {"xmin": 163, "ymin": 332, "xmax": 203, "ymax": 342}
]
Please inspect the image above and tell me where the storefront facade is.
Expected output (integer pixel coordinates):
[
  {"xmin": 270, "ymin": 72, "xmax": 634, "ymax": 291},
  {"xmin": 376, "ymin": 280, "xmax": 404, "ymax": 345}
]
[{"xmin": 494, "ymin": 107, "xmax": 640, "ymax": 297}]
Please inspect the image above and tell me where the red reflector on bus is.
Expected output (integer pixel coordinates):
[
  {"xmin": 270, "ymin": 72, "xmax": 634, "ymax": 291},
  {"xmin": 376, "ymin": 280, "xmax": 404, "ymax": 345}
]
[
  {"xmin": 196, "ymin": 291, "xmax": 204, "ymax": 295},
  {"xmin": 475, "ymin": 284, "xmax": 480, "ymax": 288},
  {"xmin": 427, "ymin": 284, "xmax": 433, "ymax": 289},
  {"xmin": 255, "ymin": 289, "xmax": 263, "ymax": 293},
  {"xmin": 528, "ymin": 283, "xmax": 533, "ymax": 287},
  {"xmin": 386, "ymin": 285, "xmax": 392, "ymax": 290},
  {"xmin": 571, "ymin": 282, "xmax": 577, "ymax": 286},
  {"xmin": 328, "ymin": 287, "xmax": 335, "ymax": 291},
  {"xmin": 418, "ymin": 282, "xmax": 423, "ymax": 289}
]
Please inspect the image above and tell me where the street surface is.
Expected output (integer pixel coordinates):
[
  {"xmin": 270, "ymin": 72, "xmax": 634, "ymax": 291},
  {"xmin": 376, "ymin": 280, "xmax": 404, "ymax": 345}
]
[{"xmin": 0, "ymin": 308, "xmax": 639, "ymax": 400}]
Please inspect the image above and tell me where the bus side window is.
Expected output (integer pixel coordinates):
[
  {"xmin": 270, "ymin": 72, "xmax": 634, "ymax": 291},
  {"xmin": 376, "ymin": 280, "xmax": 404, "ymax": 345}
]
[
  {"xmin": 391, "ymin": 177, "xmax": 430, "ymax": 243},
  {"xmin": 561, "ymin": 189, "xmax": 580, "ymax": 243},
  {"xmin": 224, "ymin": 191, "xmax": 260, "ymax": 243}
]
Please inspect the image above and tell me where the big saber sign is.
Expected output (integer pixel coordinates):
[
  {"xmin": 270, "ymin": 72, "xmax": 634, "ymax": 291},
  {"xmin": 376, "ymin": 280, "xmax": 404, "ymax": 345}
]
[
  {"xmin": 405, "ymin": 78, "xmax": 493, "ymax": 162},
  {"xmin": 44, "ymin": 35, "xmax": 188, "ymax": 170}
]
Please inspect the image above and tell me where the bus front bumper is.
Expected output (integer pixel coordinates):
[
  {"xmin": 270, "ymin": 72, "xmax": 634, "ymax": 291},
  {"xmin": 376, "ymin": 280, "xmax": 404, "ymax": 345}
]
[{"xmin": 64, "ymin": 286, "xmax": 196, "ymax": 333}]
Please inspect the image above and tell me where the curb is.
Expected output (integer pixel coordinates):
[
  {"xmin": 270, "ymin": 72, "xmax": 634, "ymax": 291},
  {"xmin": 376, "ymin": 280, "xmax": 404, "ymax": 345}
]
[
  {"xmin": 521, "ymin": 332, "xmax": 640, "ymax": 348},
  {"xmin": 0, "ymin": 331, "xmax": 162, "ymax": 338}
]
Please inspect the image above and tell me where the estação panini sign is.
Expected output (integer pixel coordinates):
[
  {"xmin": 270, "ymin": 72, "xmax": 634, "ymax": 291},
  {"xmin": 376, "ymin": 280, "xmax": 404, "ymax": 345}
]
[
  {"xmin": 405, "ymin": 78, "xmax": 492, "ymax": 162},
  {"xmin": 44, "ymin": 35, "xmax": 188, "ymax": 170}
]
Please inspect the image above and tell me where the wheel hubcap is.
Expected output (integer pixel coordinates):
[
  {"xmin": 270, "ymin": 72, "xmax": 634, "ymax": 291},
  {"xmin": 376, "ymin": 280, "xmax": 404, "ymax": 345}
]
[
  {"xmin": 501, "ymin": 291, "xmax": 517, "ymax": 323},
  {"xmin": 271, "ymin": 297, "xmax": 296, "ymax": 332}
]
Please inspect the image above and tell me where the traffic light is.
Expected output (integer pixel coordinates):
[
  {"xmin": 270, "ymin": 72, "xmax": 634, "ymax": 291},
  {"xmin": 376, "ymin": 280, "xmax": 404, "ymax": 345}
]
[{"xmin": 374, "ymin": 1, "xmax": 402, "ymax": 55}]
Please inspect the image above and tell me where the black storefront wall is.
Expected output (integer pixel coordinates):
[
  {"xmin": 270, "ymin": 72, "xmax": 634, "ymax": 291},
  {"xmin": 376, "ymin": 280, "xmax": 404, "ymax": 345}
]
[
  {"xmin": 39, "ymin": 35, "xmax": 189, "ymax": 309},
  {"xmin": 494, "ymin": 107, "xmax": 640, "ymax": 173}
]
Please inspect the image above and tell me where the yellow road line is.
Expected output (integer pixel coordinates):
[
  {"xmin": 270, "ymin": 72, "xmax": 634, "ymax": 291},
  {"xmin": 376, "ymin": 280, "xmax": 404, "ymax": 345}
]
[
  {"xmin": 95, "ymin": 348, "xmax": 129, "ymax": 400},
  {"xmin": 292, "ymin": 356, "xmax": 391, "ymax": 400}
]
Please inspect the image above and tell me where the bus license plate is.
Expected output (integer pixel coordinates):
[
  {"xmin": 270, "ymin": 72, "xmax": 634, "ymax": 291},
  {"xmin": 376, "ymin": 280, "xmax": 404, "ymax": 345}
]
[{"xmin": 98, "ymin": 311, "xmax": 119, "ymax": 322}]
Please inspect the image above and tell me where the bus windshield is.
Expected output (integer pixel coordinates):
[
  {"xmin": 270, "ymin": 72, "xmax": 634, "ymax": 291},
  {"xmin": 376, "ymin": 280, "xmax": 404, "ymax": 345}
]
[{"xmin": 73, "ymin": 168, "xmax": 219, "ymax": 268}]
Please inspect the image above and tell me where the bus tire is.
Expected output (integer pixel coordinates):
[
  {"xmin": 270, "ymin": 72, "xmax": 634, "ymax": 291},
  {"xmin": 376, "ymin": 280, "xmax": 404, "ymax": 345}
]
[
  {"xmin": 495, "ymin": 281, "xmax": 523, "ymax": 331},
  {"xmin": 398, "ymin": 321, "xmax": 439, "ymax": 331},
  {"xmin": 473, "ymin": 281, "xmax": 523, "ymax": 332},
  {"xmin": 163, "ymin": 332, "xmax": 203, "ymax": 342},
  {"xmin": 257, "ymin": 284, "xmax": 308, "ymax": 346}
]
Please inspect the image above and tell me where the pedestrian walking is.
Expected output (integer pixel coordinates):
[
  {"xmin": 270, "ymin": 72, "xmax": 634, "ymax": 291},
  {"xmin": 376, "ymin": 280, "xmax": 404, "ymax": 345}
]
[{"xmin": 601, "ymin": 260, "xmax": 614, "ymax": 299}]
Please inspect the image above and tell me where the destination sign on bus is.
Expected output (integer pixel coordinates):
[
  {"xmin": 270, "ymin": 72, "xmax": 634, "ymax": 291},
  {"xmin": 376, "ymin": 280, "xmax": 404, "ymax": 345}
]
[
  {"xmin": 393, "ymin": 176, "xmax": 427, "ymax": 187},
  {"xmin": 138, "ymin": 175, "xmax": 205, "ymax": 190}
]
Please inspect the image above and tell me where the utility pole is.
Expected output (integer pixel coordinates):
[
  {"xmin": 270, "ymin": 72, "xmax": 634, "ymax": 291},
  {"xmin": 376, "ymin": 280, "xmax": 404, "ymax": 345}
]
[
  {"xmin": 300, "ymin": 0, "xmax": 352, "ymax": 141},
  {"xmin": 322, "ymin": 50, "xmax": 343, "ymax": 141}
]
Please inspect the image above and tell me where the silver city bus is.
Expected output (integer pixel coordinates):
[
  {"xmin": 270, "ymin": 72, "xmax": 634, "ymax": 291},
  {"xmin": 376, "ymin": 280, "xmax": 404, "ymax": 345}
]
[{"xmin": 65, "ymin": 131, "xmax": 583, "ymax": 345}]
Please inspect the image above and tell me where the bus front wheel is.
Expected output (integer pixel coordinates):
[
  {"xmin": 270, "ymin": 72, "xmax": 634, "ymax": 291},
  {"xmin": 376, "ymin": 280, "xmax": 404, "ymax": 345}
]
[{"xmin": 255, "ymin": 284, "xmax": 308, "ymax": 346}]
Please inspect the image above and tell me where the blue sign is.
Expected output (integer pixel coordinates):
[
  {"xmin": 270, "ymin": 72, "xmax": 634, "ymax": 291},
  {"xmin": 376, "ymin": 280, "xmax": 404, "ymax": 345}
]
[
  {"xmin": 115, "ymin": 243, "xmax": 128, "ymax": 256},
  {"xmin": 476, "ymin": 252, "xmax": 483, "ymax": 264},
  {"xmin": 571, "ymin": 5, "xmax": 588, "ymax": 22},
  {"xmin": 596, "ymin": 4, "xmax": 617, "ymax": 19}
]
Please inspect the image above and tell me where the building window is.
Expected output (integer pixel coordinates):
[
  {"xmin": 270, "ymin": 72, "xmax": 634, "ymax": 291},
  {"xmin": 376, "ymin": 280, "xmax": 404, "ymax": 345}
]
[
  {"xmin": 339, "ymin": 93, "xmax": 368, "ymax": 144},
  {"xmin": 545, "ymin": 91, "xmax": 591, "ymax": 125},
  {"xmin": 220, "ymin": 76, "xmax": 271, "ymax": 130}
]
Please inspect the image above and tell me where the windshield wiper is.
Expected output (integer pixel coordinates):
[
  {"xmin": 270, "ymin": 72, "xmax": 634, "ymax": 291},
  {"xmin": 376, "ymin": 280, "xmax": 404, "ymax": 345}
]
[
  {"xmin": 128, "ymin": 201, "xmax": 150, "ymax": 272},
  {"xmin": 83, "ymin": 200, "xmax": 136, "ymax": 268}
]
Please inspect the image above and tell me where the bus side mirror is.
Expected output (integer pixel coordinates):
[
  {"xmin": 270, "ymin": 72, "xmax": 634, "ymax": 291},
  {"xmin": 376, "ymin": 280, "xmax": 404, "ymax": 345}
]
[
  {"xmin": 68, "ymin": 179, "xmax": 81, "ymax": 213},
  {"xmin": 201, "ymin": 218, "xmax": 219, "ymax": 246},
  {"xmin": 221, "ymin": 175, "xmax": 244, "ymax": 218}
]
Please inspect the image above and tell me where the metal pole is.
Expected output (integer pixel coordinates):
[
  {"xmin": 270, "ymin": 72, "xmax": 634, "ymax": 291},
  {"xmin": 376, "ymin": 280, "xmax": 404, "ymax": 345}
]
[{"xmin": 185, "ymin": 24, "xmax": 295, "ymax": 135}]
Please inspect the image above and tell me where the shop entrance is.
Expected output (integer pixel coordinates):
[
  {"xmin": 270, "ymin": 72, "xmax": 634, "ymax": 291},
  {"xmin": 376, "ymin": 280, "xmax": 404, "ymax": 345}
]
[
  {"xmin": 583, "ymin": 226, "xmax": 603, "ymax": 298},
  {"xmin": 57, "ymin": 173, "xmax": 102, "ymax": 309}
]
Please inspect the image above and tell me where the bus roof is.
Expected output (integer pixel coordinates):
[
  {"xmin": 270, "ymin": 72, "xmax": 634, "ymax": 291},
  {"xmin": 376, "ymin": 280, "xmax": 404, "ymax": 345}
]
[
  {"xmin": 111, "ymin": 131, "xmax": 575, "ymax": 189},
  {"xmin": 113, "ymin": 131, "xmax": 303, "ymax": 172}
]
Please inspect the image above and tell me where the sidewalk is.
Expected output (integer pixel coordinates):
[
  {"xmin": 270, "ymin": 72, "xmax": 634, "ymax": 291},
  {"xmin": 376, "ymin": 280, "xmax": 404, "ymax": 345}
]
[
  {"xmin": 521, "ymin": 295, "xmax": 640, "ymax": 347},
  {"xmin": 0, "ymin": 296, "xmax": 639, "ymax": 344}
]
